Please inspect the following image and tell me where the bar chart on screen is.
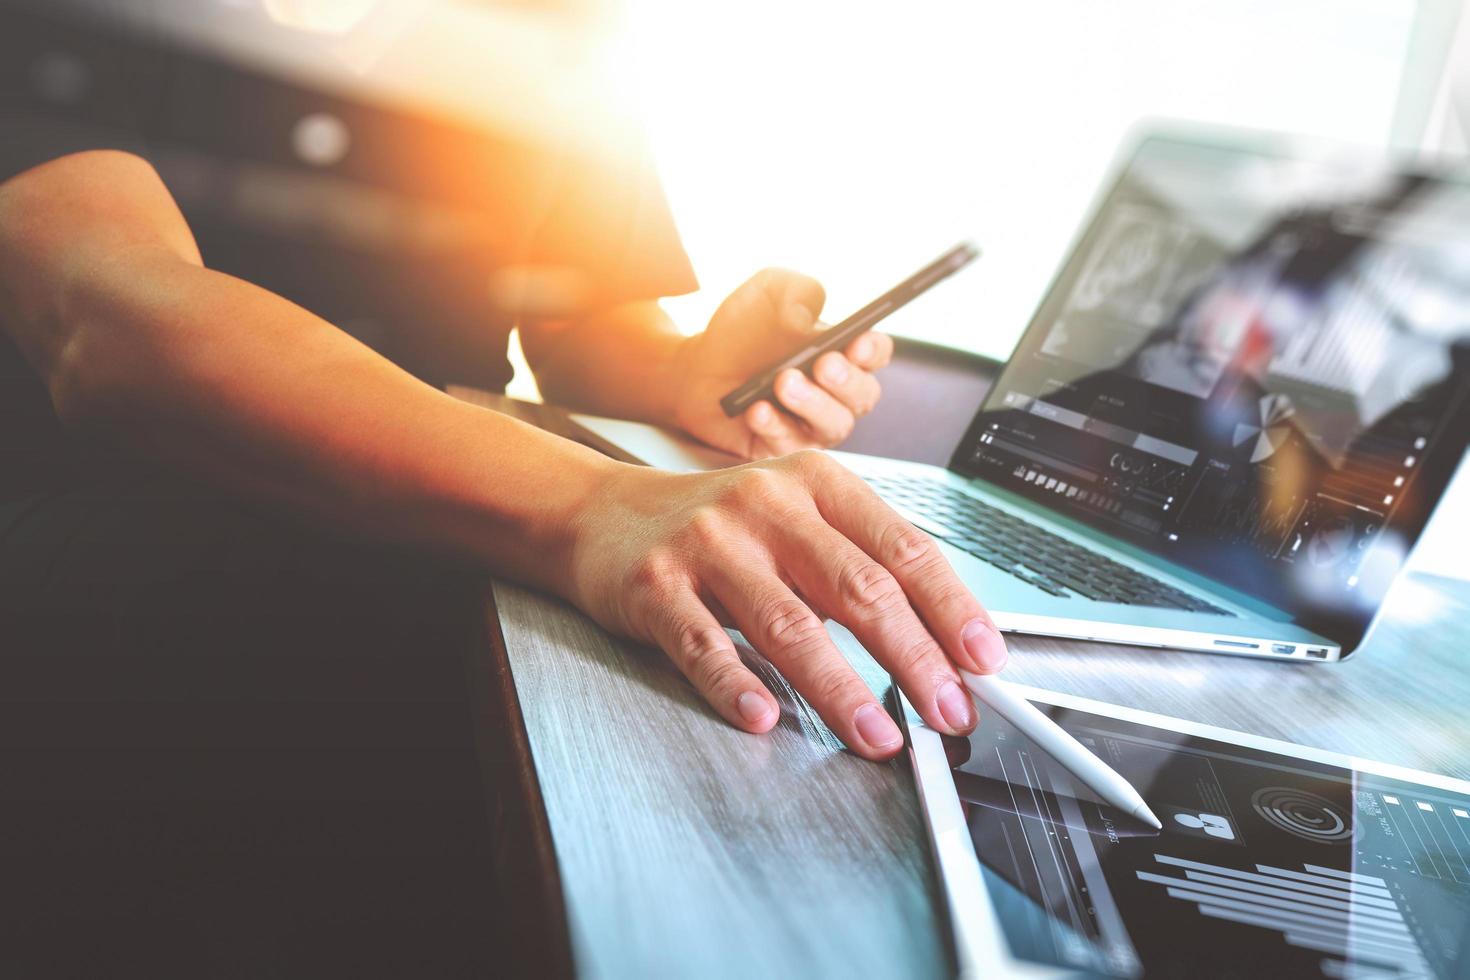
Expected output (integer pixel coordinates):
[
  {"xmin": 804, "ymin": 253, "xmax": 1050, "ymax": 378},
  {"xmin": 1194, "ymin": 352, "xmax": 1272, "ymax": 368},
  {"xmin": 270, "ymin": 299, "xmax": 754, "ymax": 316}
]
[
  {"xmin": 1369, "ymin": 791, "xmax": 1470, "ymax": 884},
  {"xmin": 1137, "ymin": 854, "xmax": 1427, "ymax": 977},
  {"xmin": 955, "ymin": 699, "xmax": 1470, "ymax": 977}
]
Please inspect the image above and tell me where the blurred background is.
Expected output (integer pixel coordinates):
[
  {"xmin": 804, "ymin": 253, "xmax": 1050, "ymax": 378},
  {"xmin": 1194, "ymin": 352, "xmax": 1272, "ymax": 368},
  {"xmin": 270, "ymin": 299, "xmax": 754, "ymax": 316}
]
[
  {"xmin": 630, "ymin": 0, "xmax": 1465, "ymax": 360},
  {"xmin": 5, "ymin": 0, "xmax": 1470, "ymax": 577},
  {"xmin": 17, "ymin": 0, "xmax": 1464, "ymax": 354}
]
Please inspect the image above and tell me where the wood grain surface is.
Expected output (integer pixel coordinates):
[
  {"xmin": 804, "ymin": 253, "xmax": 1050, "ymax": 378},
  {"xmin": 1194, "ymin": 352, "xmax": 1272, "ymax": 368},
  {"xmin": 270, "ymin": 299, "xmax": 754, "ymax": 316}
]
[{"xmin": 492, "ymin": 581, "xmax": 950, "ymax": 978}]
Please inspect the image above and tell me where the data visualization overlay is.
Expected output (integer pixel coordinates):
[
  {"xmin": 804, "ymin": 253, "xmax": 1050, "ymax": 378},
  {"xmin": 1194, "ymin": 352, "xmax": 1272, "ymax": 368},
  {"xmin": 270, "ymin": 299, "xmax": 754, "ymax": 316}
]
[{"xmin": 954, "ymin": 702, "xmax": 1470, "ymax": 978}]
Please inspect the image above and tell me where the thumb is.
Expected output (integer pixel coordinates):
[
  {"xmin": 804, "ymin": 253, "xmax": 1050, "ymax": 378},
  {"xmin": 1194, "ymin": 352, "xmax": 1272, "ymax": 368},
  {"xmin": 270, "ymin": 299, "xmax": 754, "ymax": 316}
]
[
  {"xmin": 715, "ymin": 267, "xmax": 827, "ymax": 341},
  {"xmin": 761, "ymin": 267, "xmax": 826, "ymax": 339}
]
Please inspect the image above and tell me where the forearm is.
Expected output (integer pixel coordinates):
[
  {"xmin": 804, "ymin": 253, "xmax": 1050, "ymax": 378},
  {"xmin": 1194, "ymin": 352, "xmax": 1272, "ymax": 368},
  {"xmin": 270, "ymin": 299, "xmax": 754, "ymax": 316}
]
[
  {"xmin": 521, "ymin": 301, "xmax": 686, "ymax": 425},
  {"xmin": 0, "ymin": 169, "xmax": 621, "ymax": 590},
  {"xmin": 83, "ymin": 256, "xmax": 622, "ymax": 587}
]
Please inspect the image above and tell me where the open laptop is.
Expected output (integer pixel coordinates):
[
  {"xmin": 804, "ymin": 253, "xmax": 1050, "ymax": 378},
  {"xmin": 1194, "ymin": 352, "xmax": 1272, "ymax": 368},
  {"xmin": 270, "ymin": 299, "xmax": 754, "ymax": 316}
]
[{"xmin": 577, "ymin": 129, "xmax": 1470, "ymax": 662}]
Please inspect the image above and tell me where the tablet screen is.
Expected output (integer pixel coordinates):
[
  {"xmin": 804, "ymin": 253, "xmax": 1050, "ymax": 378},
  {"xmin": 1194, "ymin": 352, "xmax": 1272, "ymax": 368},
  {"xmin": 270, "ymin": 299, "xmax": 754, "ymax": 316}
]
[{"xmin": 953, "ymin": 702, "xmax": 1470, "ymax": 978}]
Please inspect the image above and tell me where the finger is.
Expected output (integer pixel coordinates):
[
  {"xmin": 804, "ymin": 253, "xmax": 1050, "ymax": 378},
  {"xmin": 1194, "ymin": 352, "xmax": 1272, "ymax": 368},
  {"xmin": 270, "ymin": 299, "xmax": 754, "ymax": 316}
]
[
  {"xmin": 802, "ymin": 458, "xmax": 1009, "ymax": 675},
  {"xmin": 753, "ymin": 268, "xmax": 827, "ymax": 334},
  {"xmin": 744, "ymin": 400, "xmax": 819, "ymax": 457},
  {"xmin": 845, "ymin": 331, "xmax": 893, "ymax": 371},
  {"xmin": 773, "ymin": 369, "xmax": 857, "ymax": 445},
  {"xmin": 643, "ymin": 585, "xmax": 780, "ymax": 733},
  {"xmin": 782, "ymin": 517, "xmax": 977, "ymax": 737},
  {"xmin": 812, "ymin": 351, "xmax": 882, "ymax": 417},
  {"xmin": 707, "ymin": 566, "xmax": 904, "ymax": 760}
]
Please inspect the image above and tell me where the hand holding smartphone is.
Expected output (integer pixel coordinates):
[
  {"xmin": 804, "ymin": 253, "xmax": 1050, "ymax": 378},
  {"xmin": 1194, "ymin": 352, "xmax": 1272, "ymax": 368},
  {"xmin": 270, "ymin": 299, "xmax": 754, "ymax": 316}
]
[{"xmin": 720, "ymin": 242, "xmax": 980, "ymax": 418}]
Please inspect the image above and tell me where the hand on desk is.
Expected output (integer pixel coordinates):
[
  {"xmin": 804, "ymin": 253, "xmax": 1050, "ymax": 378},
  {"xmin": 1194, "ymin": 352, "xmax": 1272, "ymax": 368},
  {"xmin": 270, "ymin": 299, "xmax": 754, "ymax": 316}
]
[
  {"xmin": 670, "ymin": 269, "xmax": 893, "ymax": 459},
  {"xmin": 567, "ymin": 450, "xmax": 1008, "ymax": 760},
  {"xmin": 0, "ymin": 153, "xmax": 977, "ymax": 763}
]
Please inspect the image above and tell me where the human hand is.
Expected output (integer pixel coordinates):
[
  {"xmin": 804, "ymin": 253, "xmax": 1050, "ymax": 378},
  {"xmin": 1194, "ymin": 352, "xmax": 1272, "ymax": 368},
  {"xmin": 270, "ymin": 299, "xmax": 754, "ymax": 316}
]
[
  {"xmin": 564, "ymin": 451, "xmax": 1008, "ymax": 760},
  {"xmin": 669, "ymin": 269, "xmax": 893, "ymax": 459}
]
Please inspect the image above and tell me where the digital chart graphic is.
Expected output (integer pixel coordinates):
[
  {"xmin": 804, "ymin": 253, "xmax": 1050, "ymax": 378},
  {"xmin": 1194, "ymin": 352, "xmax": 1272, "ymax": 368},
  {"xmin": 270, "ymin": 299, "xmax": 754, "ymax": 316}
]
[
  {"xmin": 1233, "ymin": 393, "xmax": 1297, "ymax": 464},
  {"xmin": 1251, "ymin": 787, "xmax": 1357, "ymax": 843},
  {"xmin": 1136, "ymin": 854, "xmax": 1427, "ymax": 977}
]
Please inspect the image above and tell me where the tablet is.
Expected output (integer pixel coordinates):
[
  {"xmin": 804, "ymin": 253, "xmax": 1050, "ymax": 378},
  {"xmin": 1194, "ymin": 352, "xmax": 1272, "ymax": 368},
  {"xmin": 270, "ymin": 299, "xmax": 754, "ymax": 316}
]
[{"xmin": 900, "ymin": 687, "xmax": 1470, "ymax": 979}]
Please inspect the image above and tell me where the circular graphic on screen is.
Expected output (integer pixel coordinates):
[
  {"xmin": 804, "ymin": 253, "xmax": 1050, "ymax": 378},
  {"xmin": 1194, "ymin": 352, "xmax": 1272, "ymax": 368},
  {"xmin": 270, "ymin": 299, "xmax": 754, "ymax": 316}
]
[
  {"xmin": 1232, "ymin": 393, "xmax": 1297, "ymax": 463},
  {"xmin": 1251, "ymin": 787, "xmax": 1356, "ymax": 843}
]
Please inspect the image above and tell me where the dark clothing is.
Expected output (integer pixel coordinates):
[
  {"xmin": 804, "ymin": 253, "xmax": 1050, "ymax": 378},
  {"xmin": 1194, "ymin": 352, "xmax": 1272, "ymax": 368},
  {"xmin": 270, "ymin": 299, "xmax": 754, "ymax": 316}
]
[{"xmin": 0, "ymin": 2, "xmax": 692, "ymax": 973}]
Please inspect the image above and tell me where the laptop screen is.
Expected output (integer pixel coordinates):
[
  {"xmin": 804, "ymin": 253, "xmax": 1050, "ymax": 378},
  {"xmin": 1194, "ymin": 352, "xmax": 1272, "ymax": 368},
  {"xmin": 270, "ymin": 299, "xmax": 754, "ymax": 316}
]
[{"xmin": 953, "ymin": 134, "xmax": 1470, "ymax": 642}]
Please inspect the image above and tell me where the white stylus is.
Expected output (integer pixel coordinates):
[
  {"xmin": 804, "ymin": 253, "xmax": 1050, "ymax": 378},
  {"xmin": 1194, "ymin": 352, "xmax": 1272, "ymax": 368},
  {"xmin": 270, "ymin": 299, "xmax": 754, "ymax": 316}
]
[{"xmin": 960, "ymin": 670, "xmax": 1163, "ymax": 830}]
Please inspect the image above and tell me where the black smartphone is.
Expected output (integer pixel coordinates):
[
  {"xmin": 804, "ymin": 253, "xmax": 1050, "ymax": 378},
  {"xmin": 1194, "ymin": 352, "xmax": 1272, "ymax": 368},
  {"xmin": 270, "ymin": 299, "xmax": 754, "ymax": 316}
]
[{"xmin": 719, "ymin": 242, "xmax": 980, "ymax": 417}]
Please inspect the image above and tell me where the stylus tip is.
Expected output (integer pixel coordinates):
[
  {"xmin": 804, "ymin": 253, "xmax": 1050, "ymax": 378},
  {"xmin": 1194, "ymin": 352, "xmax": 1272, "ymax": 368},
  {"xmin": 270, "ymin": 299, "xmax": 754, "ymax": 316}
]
[{"xmin": 1135, "ymin": 804, "xmax": 1164, "ymax": 831}]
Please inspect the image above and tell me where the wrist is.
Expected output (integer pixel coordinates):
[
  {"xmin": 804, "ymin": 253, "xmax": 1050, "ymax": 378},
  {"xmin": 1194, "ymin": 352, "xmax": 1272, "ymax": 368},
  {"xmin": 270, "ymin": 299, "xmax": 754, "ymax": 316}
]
[
  {"xmin": 534, "ymin": 304, "xmax": 691, "ymax": 428},
  {"xmin": 558, "ymin": 460, "xmax": 673, "ymax": 628},
  {"xmin": 436, "ymin": 404, "xmax": 631, "ymax": 596},
  {"xmin": 645, "ymin": 330, "xmax": 696, "ymax": 429},
  {"xmin": 515, "ymin": 443, "xmax": 633, "ymax": 599},
  {"xmin": 662, "ymin": 332, "xmax": 710, "ymax": 431}
]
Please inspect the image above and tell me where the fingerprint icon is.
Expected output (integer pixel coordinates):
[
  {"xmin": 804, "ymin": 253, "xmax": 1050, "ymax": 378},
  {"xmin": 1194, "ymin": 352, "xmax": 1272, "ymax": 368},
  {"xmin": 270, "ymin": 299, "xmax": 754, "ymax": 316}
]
[{"xmin": 1251, "ymin": 787, "xmax": 1355, "ymax": 843}]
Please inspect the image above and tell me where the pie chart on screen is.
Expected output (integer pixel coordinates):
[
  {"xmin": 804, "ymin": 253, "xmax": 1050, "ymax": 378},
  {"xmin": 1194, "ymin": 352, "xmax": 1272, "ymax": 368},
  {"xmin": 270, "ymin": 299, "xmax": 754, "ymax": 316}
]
[{"xmin": 1233, "ymin": 393, "xmax": 1296, "ymax": 463}]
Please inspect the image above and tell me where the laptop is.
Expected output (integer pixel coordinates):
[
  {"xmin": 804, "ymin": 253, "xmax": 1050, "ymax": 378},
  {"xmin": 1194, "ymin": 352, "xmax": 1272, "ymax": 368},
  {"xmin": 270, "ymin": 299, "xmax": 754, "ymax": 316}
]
[{"xmin": 575, "ymin": 129, "xmax": 1470, "ymax": 662}]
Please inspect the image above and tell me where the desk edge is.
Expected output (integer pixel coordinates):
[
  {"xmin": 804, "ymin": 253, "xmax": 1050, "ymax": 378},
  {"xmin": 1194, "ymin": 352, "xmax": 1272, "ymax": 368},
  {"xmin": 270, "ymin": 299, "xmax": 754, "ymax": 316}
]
[{"xmin": 466, "ymin": 584, "xmax": 576, "ymax": 978}]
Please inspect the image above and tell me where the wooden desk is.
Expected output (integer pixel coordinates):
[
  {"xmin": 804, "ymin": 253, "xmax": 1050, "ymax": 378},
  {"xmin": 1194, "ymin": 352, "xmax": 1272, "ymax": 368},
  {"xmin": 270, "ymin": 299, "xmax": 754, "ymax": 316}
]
[{"xmin": 467, "ymin": 394, "xmax": 1470, "ymax": 977}]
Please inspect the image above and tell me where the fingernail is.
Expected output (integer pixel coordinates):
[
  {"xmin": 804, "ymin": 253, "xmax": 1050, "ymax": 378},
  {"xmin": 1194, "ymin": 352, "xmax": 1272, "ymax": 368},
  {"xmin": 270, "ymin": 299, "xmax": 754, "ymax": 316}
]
[
  {"xmin": 962, "ymin": 618, "xmax": 1008, "ymax": 672},
  {"xmin": 751, "ymin": 402, "xmax": 773, "ymax": 426},
  {"xmin": 854, "ymin": 702, "xmax": 902, "ymax": 750},
  {"xmin": 852, "ymin": 335, "xmax": 873, "ymax": 361},
  {"xmin": 780, "ymin": 371, "xmax": 809, "ymax": 404},
  {"xmin": 737, "ymin": 690, "xmax": 774, "ymax": 725},
  {"xmin": 821, "ymin": 356, "xmax": 849, "ymax": 384},
  {"xmin": 936, "ymin": 679, "xmax": 977, "ymax": 733}
]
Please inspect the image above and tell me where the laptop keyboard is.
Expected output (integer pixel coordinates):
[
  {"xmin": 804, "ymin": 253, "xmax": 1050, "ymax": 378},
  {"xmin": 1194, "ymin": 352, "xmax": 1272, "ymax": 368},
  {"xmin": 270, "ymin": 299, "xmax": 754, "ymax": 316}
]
[{"xmin": 863, "ymin": 473, "xmax": 1233, "ymax": 616}]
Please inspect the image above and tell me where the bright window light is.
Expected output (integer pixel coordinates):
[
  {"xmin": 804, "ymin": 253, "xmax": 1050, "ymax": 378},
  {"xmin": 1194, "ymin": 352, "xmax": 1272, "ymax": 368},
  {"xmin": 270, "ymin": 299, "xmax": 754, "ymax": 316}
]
[{"xmin": 627, "ymin": 0, "xmax": 1420, "ymax": 359}]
